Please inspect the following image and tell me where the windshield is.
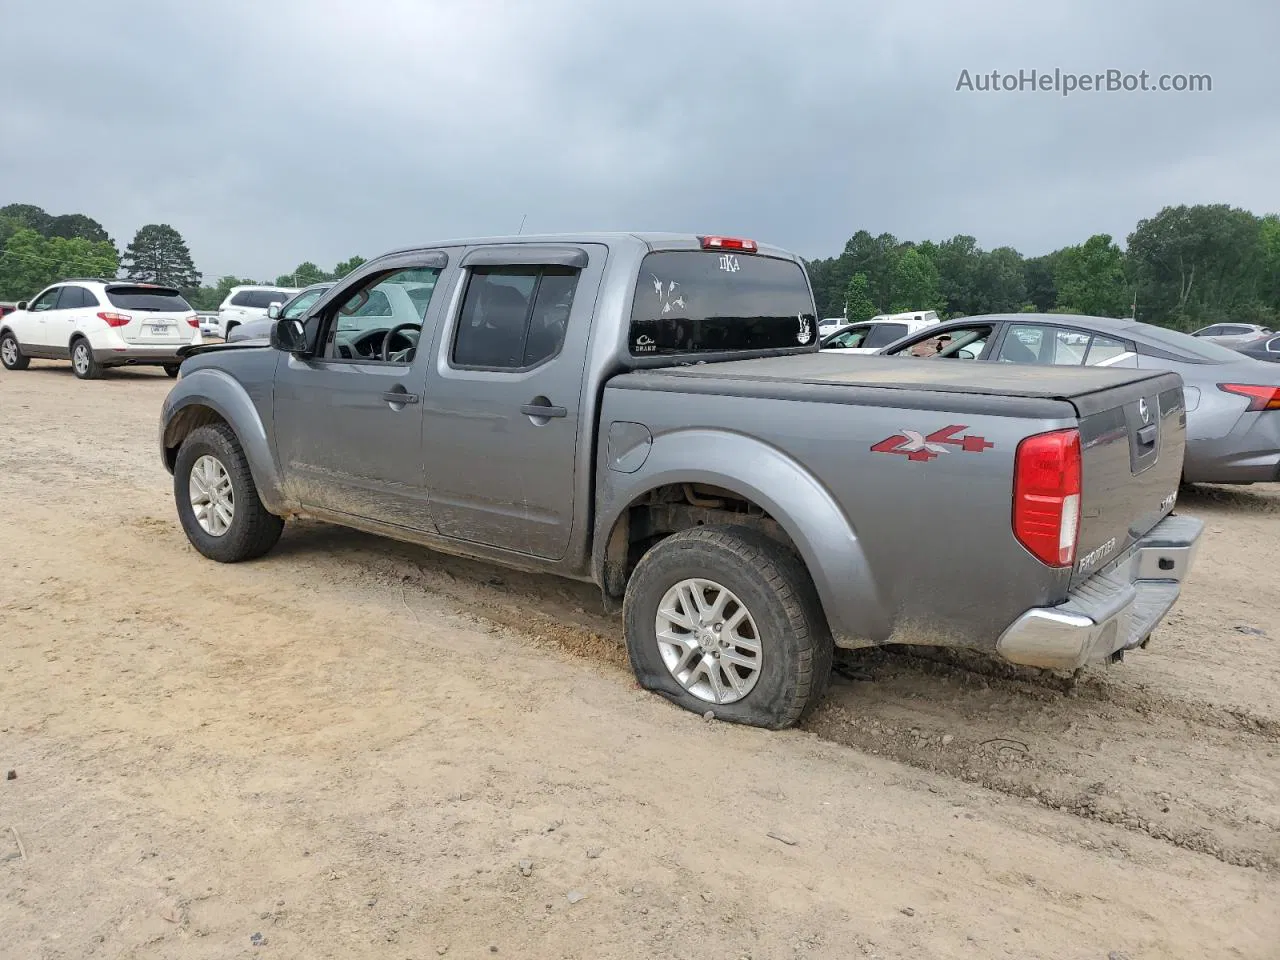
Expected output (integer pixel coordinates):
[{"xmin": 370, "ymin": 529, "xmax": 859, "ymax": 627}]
[
  {"xmin": 1135, "ymin": 322, "xmax": 1245, "ymax": 363},
  {"xmin": 629, "ymin": 251, "xmax": 817, "ymax": 357}
]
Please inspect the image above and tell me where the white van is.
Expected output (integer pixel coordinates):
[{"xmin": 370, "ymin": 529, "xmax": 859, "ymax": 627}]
[{"xmin": 820, "ymin": 310, "xmax": 942, "ymax": 354}]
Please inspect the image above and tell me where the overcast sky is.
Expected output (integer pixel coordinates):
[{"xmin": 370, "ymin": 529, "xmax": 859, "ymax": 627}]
[{"xmin": 1, "ymin": 0, "xmax": 1277, "ymax": 282}]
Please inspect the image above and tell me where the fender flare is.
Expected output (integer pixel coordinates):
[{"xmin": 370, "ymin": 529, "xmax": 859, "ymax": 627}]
[
  {"xmin": 160, "ymin": 368, "xmax": 289, "ymax": 514},
  {"xmin": 593, "ymin": 428, "xmax": 889, "ymax": 644}
]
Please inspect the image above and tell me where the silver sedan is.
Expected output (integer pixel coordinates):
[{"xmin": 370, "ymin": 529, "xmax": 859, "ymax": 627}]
[{"xmin": 878, "ymin": 313, "xmax": 1280, "ymax": 485}]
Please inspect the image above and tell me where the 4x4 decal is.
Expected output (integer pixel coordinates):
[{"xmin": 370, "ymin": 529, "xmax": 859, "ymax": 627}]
[{"xmin": 870, "ymin": 425, "xmax": 994, "ymax": 462}]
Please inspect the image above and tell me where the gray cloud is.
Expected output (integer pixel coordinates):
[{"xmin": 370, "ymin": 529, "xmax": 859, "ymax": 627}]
[{"xmin": 1, "ymin": 0, "xmax": 1276, "ymax": 280}]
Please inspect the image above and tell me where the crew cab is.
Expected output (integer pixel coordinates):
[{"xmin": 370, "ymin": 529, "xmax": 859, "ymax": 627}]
[{"xmin": 158, "ymin": 233, "xmax": 1203, "ymax": 729}]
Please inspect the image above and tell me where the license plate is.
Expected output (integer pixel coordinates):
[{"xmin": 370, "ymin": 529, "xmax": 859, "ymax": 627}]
[{"xmin": 148, "ymin": 324, "xmax": 171, "ymax": 335}]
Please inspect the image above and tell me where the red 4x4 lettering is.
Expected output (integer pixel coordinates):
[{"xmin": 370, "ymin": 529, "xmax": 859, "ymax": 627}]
[{"xmin": 870, "ymin": 425, "xmax": 994, "ymax": 462}]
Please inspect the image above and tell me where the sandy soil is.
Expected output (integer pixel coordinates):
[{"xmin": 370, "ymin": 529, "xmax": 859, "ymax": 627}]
[{"xmin": 2, "ymin": 361, "xmax": 1278, "ymax": 960}]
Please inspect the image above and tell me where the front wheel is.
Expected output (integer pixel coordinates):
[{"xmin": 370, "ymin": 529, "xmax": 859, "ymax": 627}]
[
  {"xmin": 0, "ymin": 331, "xmax": 29, "ymax": 370},
  {"xmin": 623, "ymin": 525, "xmax": 833, "ymax": 730},
  {"xmin": 71, "ymin": 338, "xmax": 102, "ymax": 379},
  {"xmin": 174, "ymin": 423, "xmax": 284, "ymax": 562}
]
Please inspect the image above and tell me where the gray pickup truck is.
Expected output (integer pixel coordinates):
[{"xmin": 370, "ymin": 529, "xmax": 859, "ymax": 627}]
[{"xmin": 159, "ymin": 232, "xmax": 1203, "ymax": 729}]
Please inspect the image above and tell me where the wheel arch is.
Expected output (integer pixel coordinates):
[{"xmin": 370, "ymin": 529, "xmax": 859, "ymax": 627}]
[
  {"xmin": 160, "ymin": 368, "xmax": 289, "ymax": 514},
  {"xmin": 593, "ymin": 430, "xmax": 890, "ymax": 646}
]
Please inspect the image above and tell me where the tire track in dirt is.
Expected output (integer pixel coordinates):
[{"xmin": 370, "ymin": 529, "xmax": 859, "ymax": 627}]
[{"xmin": 272, "ymin": 524, "xmax": 1279, "ymax": 875}]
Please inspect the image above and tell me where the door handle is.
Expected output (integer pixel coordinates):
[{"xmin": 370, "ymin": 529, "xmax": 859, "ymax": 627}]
[
  {"xmin": 1137, "ymin": 424, "xmax": 1157, "ymax": 446},
  {"xmin": 520, "ymin": 400, "xmax": 567, "ymax": 418},
  {"xmin": 382, "ymin": 390, "xmax": 419, "ymax": 405}
]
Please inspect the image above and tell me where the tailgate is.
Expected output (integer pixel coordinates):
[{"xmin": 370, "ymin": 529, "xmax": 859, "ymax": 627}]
[
  {"xmin": 102, "ymin": 284, "xmax": 196, "ymax": 345},
  {"xmin": 1071, "ymin": 372, "xmax": 1186, "ymax": 587}
]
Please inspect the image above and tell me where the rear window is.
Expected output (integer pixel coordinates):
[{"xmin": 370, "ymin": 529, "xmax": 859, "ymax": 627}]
[
  {"xmin": 863, "ymin": 323, "xmax": 909, "ymax": 349},
  {"xmin": 629, "ymin": 251, "xmax": 817, "ymax": 357},
  {"xmin": 231, "ymin": 289, "xmax": 291, "ymax": 309},
  {"xmin": 105, "ymin": 285, "xmax": 191, "ymax": 311},
  {"xmin": 1135, "ymin": 322, "xmax": 1244, "ymax": 363}
]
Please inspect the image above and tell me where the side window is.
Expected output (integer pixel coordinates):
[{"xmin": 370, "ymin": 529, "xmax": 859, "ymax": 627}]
[
  {"xmin": 81, "ymin": 287, "xmax": 100, "ymax": 307},
  {"xmin": 1048, "ymin": 329, "xmax": 1089, "ymax": 365},
  {"xmin": 827, "ymin": 327, "xmax": 869, "ymax": 349},
  {"xmin": 862, "ymin": 322, "xmax": 908, "ymax": 349},
  {"xmin": 996, "ymin": 324, "xmax": 1046, "ymax": 363},
  {"xmin": 1084, "ymin": 334, "xmax": 1138, "ymax": 367},
  {"xmin": 452, "ymin": 266, "xmax": 578, "ymax": 369},
  {"xmin": 322, "ymin": 267, "xmax": 442, "ymax": 362},
  {"xmin": 58, "ymin": 286, "xmax": 91, "ymax": 309},
  {"xmin": 1196, "ymin": 325, "xmax": 1222, "ymax": 337},
  {"xmin": 282, "ymin": 289, "xmax": 325, "ymax": 320},
  {"xmin": 29, "ymin": 288, "xmax": 62, "ymax": 312},
  {"xmin": 1266, "ymin": 337, "xmax": 1280, "ymax": 354}
]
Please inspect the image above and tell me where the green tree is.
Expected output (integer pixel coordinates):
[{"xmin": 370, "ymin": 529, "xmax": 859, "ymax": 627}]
[
  {"xmin": 1126, "ymin": 204, "xmax": 1266, "ymax": 327},
  {"xmin": 888, "ymin": 248, "xmax": 943, "ymax": 312},
  {"xmin": 276, "ymin": 261, "xmax": 329, "ymax": 287},
  {"xmin": 0, "ymin": 228, "xmax": 119, "ymax": 301},
  {"xmin": 0, "ymin": 203, "xmax": 53, "ymax": 236},
  {"xmin": 1022, "ymin": 253, "xmax": 1059, "ymax": 312},
  {"xmin": 331, "ymin": 255, "xmax": 366, "ymax": 278},
  {"xmin": 972, "ymin": 247, "xmax": 1027, "ymax": 313},
  {"xmin": 931, "ymin": 235, "xmax": 981, "ymax": 316},
  {"xmin": 1053, "ymin": 234, "xmax": 1129, "ymax": 317},
  {"xmin": 843, "ymin": 272, "xmax": 877, "ymax": 321},
  {"xmin": 47, "ymin": 213, "xmax": 112, "ymax": 245},
  {"xmin": 121, "ymin": 223, "xmax": 201, "ymax": 288}
]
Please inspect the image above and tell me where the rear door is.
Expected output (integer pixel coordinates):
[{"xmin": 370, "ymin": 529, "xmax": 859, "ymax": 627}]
[
  {"xmin": 103, "ymin": 284, "xmax": 194, "ymax": 345},
  {"xmin": 1070, "ymin": 373, "xmax": 1186, "ymax": 585},
  {"xmin": 421, "ymin": 243, "xmax": 605, "ymax": 560}
]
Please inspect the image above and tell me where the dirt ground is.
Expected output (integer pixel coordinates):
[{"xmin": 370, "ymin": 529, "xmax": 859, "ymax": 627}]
[{"xmin": 2, "ymin": 361, "xmax": 1278, "ymax": 960}]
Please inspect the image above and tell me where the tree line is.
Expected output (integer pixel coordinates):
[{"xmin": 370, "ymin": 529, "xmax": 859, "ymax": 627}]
[
  {"xmin": 4, "ymin": 199, "xmax": 1278, "ymax": 329},
  {"xmin": 806, "ymin": 203, "xmax": 1280, "ymax": 330},
  {"xmin": 0, "ymin": 203, "xmax": 364, "ymax": 312}
]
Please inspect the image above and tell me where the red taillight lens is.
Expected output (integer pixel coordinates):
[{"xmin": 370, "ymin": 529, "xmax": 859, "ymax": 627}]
[
  {"xmin": 1218, "ymin": 383, "xmax": 1280, "ymax": 412},
  {"xmin": 186, "ymin": 314, "xmax": 199, "ymax": 328},
  {"xmin": 699, "ymin": 236, "xmax": 758, "ymax": 253},
  {"xmin": 97, "ymin": 311, "xmax": 132, "ymax": 328},
  {"xmin": 1013, "ymin": 428, "xmax": 1082, "ymax": 568}
]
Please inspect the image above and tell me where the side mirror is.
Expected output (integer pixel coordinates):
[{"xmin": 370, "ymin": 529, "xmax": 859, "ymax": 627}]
[
  {"xmin": 270, "ymin": 318, "xmax": 308, "ymax": 354},
  {"xmin": 267, "ymin": 303, "xmax": 281, "ymax": 320},
  {"xmin": 16, "ymin": 301, "xmax": 27, "ymax": 311}
]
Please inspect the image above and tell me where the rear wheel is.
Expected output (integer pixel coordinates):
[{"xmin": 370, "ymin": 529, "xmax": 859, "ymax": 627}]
[
  {"xmin": 1, "ymin": 331, "xmax": 29, "ymax": 370},
  {"xmin": 71, "ymin": 338, "xmax": 102, "ymax": 379},
  {"xmin": 174, "ymin": 423, "xmax": 284, "ymax": 562},
  {"xmin": 164, "ymin": 363, "xmax": 181, "ymax": 378},
  {"xmin": 623, "ymin": 525, "xmax": 833, "ymax": 730}
]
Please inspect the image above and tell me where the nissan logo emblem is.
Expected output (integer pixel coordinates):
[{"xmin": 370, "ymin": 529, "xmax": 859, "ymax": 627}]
[{"xmin": 1138, "ymin": 398, "xmax": 1150, "ymax": 423}]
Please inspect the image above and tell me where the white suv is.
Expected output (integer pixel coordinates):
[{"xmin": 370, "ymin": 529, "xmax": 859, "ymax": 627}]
[
  {"xmin": 0, "ymin": 279, "xmax": 201, "ymax": 379},
  {"xmin": 216, "ymin": 285, "xmax": 299, "ymax": 339}
]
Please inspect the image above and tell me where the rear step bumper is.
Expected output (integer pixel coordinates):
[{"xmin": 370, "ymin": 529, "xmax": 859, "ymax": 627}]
[
  {"xmin": 996, "ymin": 514, "xmax": 1204, "ymax": 671},
  {"xmin": 93, "ymin": 346, "xmax": 187, "ymax": 365}
]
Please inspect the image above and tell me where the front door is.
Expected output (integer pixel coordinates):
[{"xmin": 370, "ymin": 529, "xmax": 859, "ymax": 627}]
[
  {"xmin": 272, "ymin": 256, "xmax": 452, "ymax": 531},
  {"xmin": 421, "ymin": 244, "xmax": 604, "ymax": 561},
  {"xmin": 24, "ymin": 285, "xmax": 65, "ymax": 348}
]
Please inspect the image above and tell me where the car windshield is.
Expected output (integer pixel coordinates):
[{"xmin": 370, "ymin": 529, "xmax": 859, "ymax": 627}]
[{"xmin": 1134, "ymin": 322, "xmax": 1245, "ymax": 362}]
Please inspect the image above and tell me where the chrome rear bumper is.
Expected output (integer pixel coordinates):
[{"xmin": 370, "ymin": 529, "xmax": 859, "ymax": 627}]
[{"xmin": 996, "ymin": 514, "xmax": 1204, "ymax": 671}]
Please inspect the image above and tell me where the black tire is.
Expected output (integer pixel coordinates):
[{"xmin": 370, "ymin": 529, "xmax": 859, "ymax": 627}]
[
  {"xmin": 0, "ymin": 331, "xmax": 29, "ymax": 370},
  {"xmin": 623, "ymin": 525, "xmax": 834, "ymax": 730},
  {"xmin": 174, "ymin": 422, "xmax": 284, "ymax": 563},
  {"xmin": 70, "ymin": 337, "xmax": 102, "ymax": 379},
  {"xmin": 224, "ymin": 321, "xmax": 238, "ymax": 339},
  {"xmin": 164, "ymin": 363, "xmax": 181, "ymax": 378}
]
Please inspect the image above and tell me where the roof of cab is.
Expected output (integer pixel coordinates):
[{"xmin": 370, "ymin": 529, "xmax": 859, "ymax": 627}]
[{"xmin": 372, "ymin": 232, "xmax": 800, "ymax": 261}]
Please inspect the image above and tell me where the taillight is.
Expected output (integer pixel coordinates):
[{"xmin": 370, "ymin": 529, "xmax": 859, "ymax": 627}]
[
  {"xmin": 186, "ymin": 314, "xmax": 199, "ymax": 328},
  {"xmin": 1013, "ymin": 428, "xmax": 1081, "ymax": 568},
  {"xmin": 699, "ymin": 236, "xmax": 758, "ymax": 253},
  {"xmin": 1218, "ymin": 383, "xmax": 1280, "ymax": 412},
  {"xmin": 97, "ymin": 311, "xmax": 132, "ymax": 327}
]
